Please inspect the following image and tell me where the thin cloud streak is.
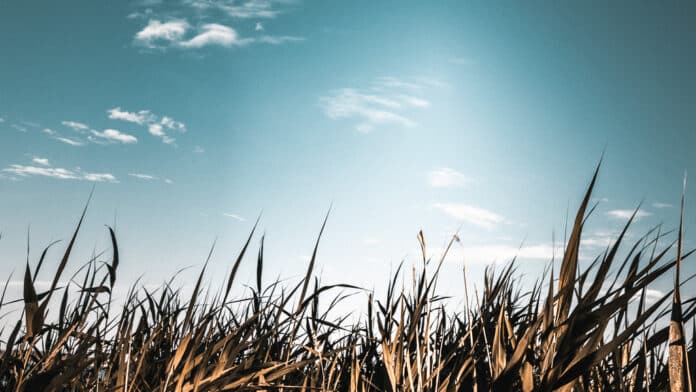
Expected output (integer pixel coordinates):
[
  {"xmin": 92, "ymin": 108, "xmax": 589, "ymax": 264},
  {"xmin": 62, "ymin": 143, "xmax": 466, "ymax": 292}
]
[
  {"xmin": 3, "ymin": 164, "xmax": 117, "ymax": 183},
  {"xmin": 606, "ymin": 209, "xmax": 652, "ymax": 219},
  {"xmin": 432, "ymin": 202, "xmax": 505, "ymax": 229},
  {"xmin": 320, "ymin": 78, "xmax": 432, "ymax": 133}
]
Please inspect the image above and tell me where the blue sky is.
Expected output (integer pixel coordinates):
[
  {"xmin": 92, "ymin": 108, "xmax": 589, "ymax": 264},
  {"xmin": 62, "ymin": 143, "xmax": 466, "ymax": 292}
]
[{"xmin": 1, "ymin": 1, "xmax": 695, "ymax": 302}]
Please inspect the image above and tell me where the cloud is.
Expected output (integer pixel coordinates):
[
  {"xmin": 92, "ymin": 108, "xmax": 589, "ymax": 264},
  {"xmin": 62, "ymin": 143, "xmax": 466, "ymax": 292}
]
[
  {"xmin": 42, "ymin": 128, "xmax": 56, "ymax": 135},
  {"xmin": 62, "ymin": 121, "xmax": 90, "ymax": 132},
  {"xmin": 180, "ymin": 24, "xmax": 240, "ymax": 48},
  {"xmin": 0, "ymin": 117, "xmax": 4, "ymax": 123},
  {"xmin": 193, "ymin": 145, "xmax": 205, "ymax": 153},
  {"xmin": 129, "ymin": 173, "xmax": 156, "ymax": 180},
  {"xmin": 131, "ymin": 0, "xmax": 303, "ymax": 52},
  {"xmin": 223, "ymin": 213, "xmax": 245, "ymax": 221},
  {"xmin": 90, "ymin": 129, "xmax": 138, "ymax": 144},
  {"xmin": 428, "ymin": 167, "xmax": 467, "ymax": 188},
  {"xmin": 3, "ymin": 164, "xmax": 117, "ymax": 182},
  {"xmin": 83, "ymin": 173, "xmax": 118, "ymax": 182},
  {"xmin": 32, "ymin": 157, "xmax": 50, "ymax": 166},
  {"xmin": 432, "ymin": 203, "xmax": 506, "ymax": 229},
  {"xmin": 652, "ymin": 202, "xmax": 673, "ymax": 209},
  {"xmin": 135, "ymin": 19, "xmax": 190, "ymax": 48},
  {"xmin": 55, "ymin": 137, "xmax": 85, "ymax": 146},
  {"xmin": 107, "ymin": 107, "xmax": 155, "ymax": 125},
  {"xmin": 255, "ymin": 35, "xmax": 304, "ymax": 44},
  {"xmin": 606, "ymin": 209, "xmax": 652, "ymax": 220},
  {"xmin": 320, "ymin": 78, "xmax": 431, "ymax": 133},
  {"xmin": 108, "ymin": 107, "xmax": 185, "ymax": 144},
  {"xmin": 128, "ymin": 173, "xmax": 173, "ymax": 184},
  {"xmin": 160, "ymin": 116, "xmax": 186, "ymax": 132},
  {"xmin": 189, "ymin": 0, "xmax": 285, "ymax": 19}
]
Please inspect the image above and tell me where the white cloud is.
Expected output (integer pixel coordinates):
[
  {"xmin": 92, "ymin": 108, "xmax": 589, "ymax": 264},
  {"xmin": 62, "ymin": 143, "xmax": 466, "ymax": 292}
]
[
  {"xmin": 223, "ymin": 213, "xmax": 245, "ymax": 221},
  {"xmin": 32, "ymin": 157, "xmax": 50, "ymax": 166},
  {"xmin": 197, "ymin": 0, "xmax": 284, "ymax": 19},
  {"xmin": 90, "ymin": 129, "xmax": 138, "ymax": 144},
  {"xmin": 652, "ymin": 202, "xmax": 673, "ymax": 209},
  {"xmin": 62, "ymin": 121, "xmax": 90, "ymax": 132},
  {"xmin": 108, "ymin": 107, "xmax": 185, "ymax": 144},
  {"xmin": 55, "ymin": 137, "xmax": 85, "ymax": 146},
  {"xmin": 3, "ymin": 164, "xmax": 117, "ymax": 183},
  {"xmin": 135, "ymin": 19, "xmax": 190, "ymax": 47},
  {"xmin": 160, "ymin": 116, "xmax": 186, "ymax": 132},
  {"xmin": 428, "ymin": 167, "xmax": 467, "ymax": 188},
  {"xmin": 42, "ymin": 128, "xmax": 56, "ymax": 135},
  {"xmin": 193, "ymin": 145, "xmax": 205, "ymax": 153},
  {"xmin": 107, "ymin": 107, "xmax": 155, "ymax": 125},
  {"xmin": 180, "ymin": 24, "xmax": 240, "ymax": 48},
  {"xmin": 606, "ymin": 209, "xmax": 652, "ymax": 220},
  {"xmin": 148, "ymin": 123, "xmax": 164, "ymax": 136},
  {"xmin": 132, "ymin": 6, "xmax": 303, "ymax": 51},
  {"xmin": 129, "ymin": 173, "xmax": 156, "ymax": 180},
  {"xmin": 320, "ymin": 78, "xmax": 431, "ymax": 133},
  {"xmin": 256, "ymin": 35, "xmax": 304, "ymax": 45},
  {"xmin": 83, "ymin": 173, "xmax": 118, "ymax": 182},
  {"xmin": 128, "ymin": 173, "xmax": 173, "ymax": 184},
  {"xmin": 432, "ymin": 203, "xmax": 505, "ymax": 229}
]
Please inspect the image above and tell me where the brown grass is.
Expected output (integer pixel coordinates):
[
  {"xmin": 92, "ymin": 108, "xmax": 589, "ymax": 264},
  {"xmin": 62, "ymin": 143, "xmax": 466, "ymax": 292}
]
[{"xmin": 1, "ymin": 165, "xmax": 695, "ymax": 391}]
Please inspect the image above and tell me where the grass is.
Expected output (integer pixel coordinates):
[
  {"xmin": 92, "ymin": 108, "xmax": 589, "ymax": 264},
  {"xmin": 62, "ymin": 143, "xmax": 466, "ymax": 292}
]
[{"xmin": 1, "ymin": 164, "xmax": 696, "ymax": 391}]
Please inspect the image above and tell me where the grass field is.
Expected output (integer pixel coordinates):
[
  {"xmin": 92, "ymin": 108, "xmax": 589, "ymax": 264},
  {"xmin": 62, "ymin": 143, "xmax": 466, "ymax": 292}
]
[{"xmin": 1, "ymin": 164, "xmax": 695, "ymax": 391}]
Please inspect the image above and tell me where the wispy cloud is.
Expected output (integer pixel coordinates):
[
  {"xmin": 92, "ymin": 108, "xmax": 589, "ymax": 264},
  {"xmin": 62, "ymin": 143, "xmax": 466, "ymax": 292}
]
[
  {"xmin": 128, "ymin": 173, "xmax": 174, "ymax": 184},
  {"xmin": 320, "ymin": 78, "xmax": 432, "ymax": 133},
  {"xmin": 432, "ymin": 203, "xmax": 506, "ymax": 229},
  {"xmin": 193, "ymin": 145, "xmax": 205, "ymax": 153},
  {"xmin": 0, "ymin": 117, "xmax": 4, "ymax": 123},
  {"xmin": 129, "ymin": 173, "xmax": 156, "ymax": 180},
  {"xmin": 108, "ymin": 107, "xmax": 185, "ymax": 144},
  {"xmin": 428, "ymin": 167, "xmax": 467, "ymax": 188},
  {"xmin": 652, "ymin": 202, "xmax": 673, "ymax": 209},
  {"xmin": 223, "ymin": 213, "xmax": 245, "ymax": 221},
  {"xmin": 606, "ymin": 209, "xmax": 652, "ymax": 220},
  {"xmin": 128, "ymin": 173, "xmax": 173, "ymax": 184},
  {"xmin": 62, "ymin": 121, "xmax": 90, "ymax": 132},
  {"xmin": 3, "ymin": 164, "xmax": 117, "ymax": 183},
  {"xmin": 187, "ymin": 0, "xmax": 289, "ymax": 19},
  {"xmin": 55, "ymin": 137, "xmax": 85, "ymax": 146},
  {"xmin": 90, "ymin": 129, "xmax": 138, "ymax": 144},
  {"xmin": 32, "ymin": 157, "xmax": 50, "ymax": 166}
]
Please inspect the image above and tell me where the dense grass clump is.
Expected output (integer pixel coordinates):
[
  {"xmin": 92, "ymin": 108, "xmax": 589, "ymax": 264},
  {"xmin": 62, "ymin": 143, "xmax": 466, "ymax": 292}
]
[{"xmin": 1, "ymin": 165, "xmax": 696, "ymax": 391}]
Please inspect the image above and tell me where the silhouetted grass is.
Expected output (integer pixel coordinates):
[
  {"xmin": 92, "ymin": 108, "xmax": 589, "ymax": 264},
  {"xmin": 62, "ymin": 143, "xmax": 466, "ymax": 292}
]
[{"xmin": 1, "ymin": 164, "xmax": 695, "ymax": 391}]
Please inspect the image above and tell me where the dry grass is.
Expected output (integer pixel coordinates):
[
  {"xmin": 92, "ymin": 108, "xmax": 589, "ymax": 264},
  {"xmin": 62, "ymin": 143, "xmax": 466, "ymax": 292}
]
[{"xmin": 1, "ymin": 165, "xmax": 696, "ymax": 391}]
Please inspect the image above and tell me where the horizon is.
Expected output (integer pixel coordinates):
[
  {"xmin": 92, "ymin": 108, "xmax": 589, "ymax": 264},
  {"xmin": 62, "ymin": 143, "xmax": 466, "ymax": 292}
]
[{"xmin": 2, "ymin": 1, "xmax": 696, "ymax": 304}]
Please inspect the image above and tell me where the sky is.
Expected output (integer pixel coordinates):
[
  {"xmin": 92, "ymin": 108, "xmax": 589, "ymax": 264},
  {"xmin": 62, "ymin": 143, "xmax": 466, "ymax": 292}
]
[{"xmin": 1, "ymin": 1, "xmax": 695, "ymax": 306}]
